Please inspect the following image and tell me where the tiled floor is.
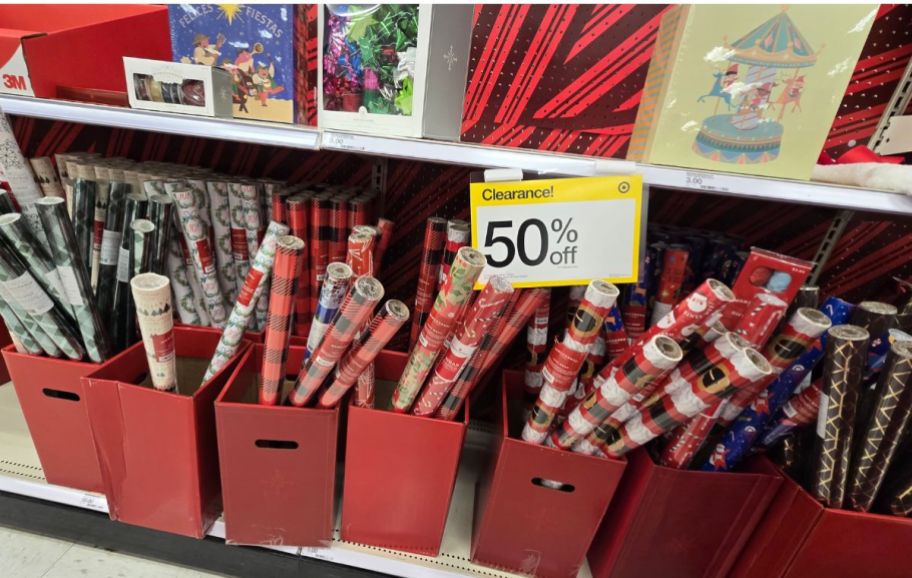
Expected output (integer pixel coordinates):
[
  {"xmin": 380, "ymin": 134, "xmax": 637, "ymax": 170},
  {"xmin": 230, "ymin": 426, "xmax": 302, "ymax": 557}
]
[{"xmin": 0, "ymin": 526, "xmax": 224, "ymax": 578}]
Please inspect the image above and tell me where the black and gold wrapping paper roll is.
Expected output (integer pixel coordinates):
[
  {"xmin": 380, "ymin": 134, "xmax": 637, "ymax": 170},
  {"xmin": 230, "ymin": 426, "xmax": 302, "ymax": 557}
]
[
  {"xmin": 812, "ymin": 324, "xmax": 870, "ymax": 508},
  {"xmin": 851, "ymin": 301, "xmax": 899, "ymax": 460},
  {"xmin": 851, "ymin": 301, "xmax": 899, "ymax": 340},
  {"xmin": 847, "ymin": 340, "xmax": 912, "ymax": 512},
  {"xmin": 148, "ymin": 194, "xmax": 174, "ymax": 275}
]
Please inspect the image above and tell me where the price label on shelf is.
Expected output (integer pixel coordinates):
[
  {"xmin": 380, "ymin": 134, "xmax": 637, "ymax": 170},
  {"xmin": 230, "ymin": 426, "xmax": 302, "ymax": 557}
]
[{"xmin": 470, "ymin": 176, "xmax": 643, "ymax": 288}]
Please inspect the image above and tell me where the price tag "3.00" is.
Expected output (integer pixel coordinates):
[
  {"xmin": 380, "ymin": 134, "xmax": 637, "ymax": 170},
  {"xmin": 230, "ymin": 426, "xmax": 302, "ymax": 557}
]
[{"xmin": 470, "ymin": 175, "xmax": 644, "ymax": 288}]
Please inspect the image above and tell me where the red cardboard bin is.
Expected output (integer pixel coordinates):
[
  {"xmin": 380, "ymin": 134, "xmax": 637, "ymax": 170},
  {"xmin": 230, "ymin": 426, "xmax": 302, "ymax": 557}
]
[
  {"xmin": 472, "ymin": 371, "xmax": 627, "ymax": 578},
  {"xmin": 731, "ymin": 465, "xmax": 912, "ymax": 578},
  {"xmin": 341, "ymin": 350, "xmax": 468, "ymax": 556},
  {"xmin": 1, "ymin": 343, "xmax": 138, "ymax": 493},
  {"xmin": 82, "ymin": 326, "xmax": 249, "ymax": 539},
  {"xmin": 0, "ymin": 5, "xmax": 170, "ymax": 98},
  {"xmin": 587, "ymin": 449, "xmax": 782, "ymax": 578},
  {"xmin": 216, "ymin": 343, "xmax": 339, "ymax": 547}
]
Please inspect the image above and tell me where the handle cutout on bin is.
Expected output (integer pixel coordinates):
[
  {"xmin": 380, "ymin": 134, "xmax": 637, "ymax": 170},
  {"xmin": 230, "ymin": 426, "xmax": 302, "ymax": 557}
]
[
  {"xmin": 255, "ymin": 439, "xmax": 299, "ymax": 450},
  {"xmin": 532, "ymin": 477, "xmax": 575, "ymax": 493},
  {"xmin": 42, "ymin": 388, "xmax": 80, "ymax": 402}
]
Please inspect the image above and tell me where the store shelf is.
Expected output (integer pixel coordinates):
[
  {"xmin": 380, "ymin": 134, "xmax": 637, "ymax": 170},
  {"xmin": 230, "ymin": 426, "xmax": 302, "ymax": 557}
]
[
  {"xmin": 0, "ymin": 382, "xmax": 587, "ymax": 578},
  {"xmin": 4, "ymin": 94, "xmax": 912, "ymax": 216}
]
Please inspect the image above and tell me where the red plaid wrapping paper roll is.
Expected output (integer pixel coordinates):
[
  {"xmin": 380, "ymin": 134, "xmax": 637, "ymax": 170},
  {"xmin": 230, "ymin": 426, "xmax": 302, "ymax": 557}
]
[
  {"xmin": 286, "ymin": 193, "xmax": 311, "ymax": 335},
  {"xmin": 437, "ymin": 219, "xmax": 470, "ymax": 291},
  {"xmin": 259, "ymin": 235, "xmax": 305, "ymax": 406},
  {"xmin": 413, "ymin": 276, "xmax": 514, "ymax": 417},
  {"xmin": 650, "ymin": 245, "xmax": 690, "ymax": 326},
  {"xmin": 347, "ymin": 197, "xmax": 368, "ymax": 231},
  {"xmin": 524, "ymin": 297, "xmax": 551, "ymax": 396},
  {"xmin": 271, "ymin": 189, "xmax": 290, "ymax": 225},
  {"xmin": 373, "ymin": 218, "xmax": 394, "ymax": 274},
  {"xmin": 329, "ymin": 195, "xmax": 349, "ymax": 263},
  {"xmin": 522, "ymin": 280, "xmax": 619, "ymax": 445},
  {"xmin": 409, "ymin": 217, "xmax": 447, "ymax": 348},
  {"xmin": 309, "ymin": 193, "xmax": 332, "ymax": 316},
  {"xmin": 289, "ymin": 276, "xmax": 384, "ymax": 407},
  {"xmin": 394, "ymin": 247, "xmax": 487, "ymax": 413}
]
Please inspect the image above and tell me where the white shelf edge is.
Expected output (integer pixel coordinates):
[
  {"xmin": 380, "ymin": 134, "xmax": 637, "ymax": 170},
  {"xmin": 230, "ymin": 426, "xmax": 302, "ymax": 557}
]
[{"xmin": 3, "ymin": 95, "xmax": 911, "ymax": 216}]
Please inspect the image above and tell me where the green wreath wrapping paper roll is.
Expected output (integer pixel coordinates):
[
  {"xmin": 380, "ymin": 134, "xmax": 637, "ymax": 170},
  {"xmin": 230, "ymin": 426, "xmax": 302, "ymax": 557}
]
[
  {"xmin": 203, "ymin": 220, "xmax": 290, "ymax": 382},
  {"xmin": 227, "ymin": 181, "xmax": 252, "ymax": 303},
  {"xmin": 239, "ymin": 183, "xmax": 268, "ymax": 331},
  {"xmin": 165, "ymin": 232, "xmax": 203, "ymax": 326},
  {"xmin": 205, "ymin": 179, "xmax": 238, "ymax": 304},
  {"xmin": 131, "ymin": 273, "xmax": 178, "ymax": 393}
]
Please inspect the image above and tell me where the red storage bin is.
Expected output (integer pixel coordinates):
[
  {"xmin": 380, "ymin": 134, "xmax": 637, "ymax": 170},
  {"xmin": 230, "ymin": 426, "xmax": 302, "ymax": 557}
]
[
  {"xmin": 82, "ymin": 326, "xmax": 248, "ymax": 539},
  {"xmin": 731, "ymin": 465, "xmax": 912, "ymax": 578},
  {"xmin": 215, "ymin": 343, "xmax": 339, "ymax": 547},
  {"xmin": 341, "ymin": 350, "xmax": 468, "ymax": 556},
  {"xmin": 588, "ymin": 450, "xmax": 782, "ymax": 578},
  {"xmin": 1, "ymin": 343, "xmax": 137, "ymax": 492},
  {"xmin": 471, "ymin": 371, "xmax": 627, "ymax": 578}
]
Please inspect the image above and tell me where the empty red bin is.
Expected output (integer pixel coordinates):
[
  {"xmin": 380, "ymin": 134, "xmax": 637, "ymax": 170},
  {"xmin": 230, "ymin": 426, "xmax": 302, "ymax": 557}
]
[
  {"xmin": 731, "ymin": 465, "xmax": 912, "ymax": 578},
  {"xmin": 2, "ymin": 342, "xmax": 138, "ymax": 493},
  {"xmin": 588, "ymin": 450, "xmax": 782, "ymax": 578},
  {"xmin": 341, "ymin": 350, "xmax": 468, "ymax": 556},
  {"xmin": 216, "ymin": 343, "xmax": 339, "ymax": 547},
  {"xmin": 81, "ymin": 326, "xmax": 249, "ymax": 539},
  {"xmin": 472, "ymin": 371, "xmax": 627, "ymax": 578}
]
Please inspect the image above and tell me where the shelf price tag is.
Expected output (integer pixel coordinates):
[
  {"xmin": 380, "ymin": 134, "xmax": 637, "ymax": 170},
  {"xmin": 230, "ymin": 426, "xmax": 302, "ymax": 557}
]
[{"xmin": 470, "ymin": 175, "xmax": 643, "ymax": 288}]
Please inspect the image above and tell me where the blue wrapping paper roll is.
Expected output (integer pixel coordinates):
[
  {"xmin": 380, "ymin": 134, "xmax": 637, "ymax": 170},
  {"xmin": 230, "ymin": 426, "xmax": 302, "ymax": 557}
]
[{"xmin": 700, "ymin": 296, "xmax": 855, "ymax": 472}]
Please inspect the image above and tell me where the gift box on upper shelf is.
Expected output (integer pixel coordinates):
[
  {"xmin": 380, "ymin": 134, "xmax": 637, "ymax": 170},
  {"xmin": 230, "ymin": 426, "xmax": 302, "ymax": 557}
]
[
  {"xmin": 731, "ymin": 464, "xmax": 912, "ymax": 578},
  {"xmin": 124, "ymin": 57, "xmax": 233, "ymax": 118},
  {"xmin": 471, "ymin": 370, "xmax": 627, "ymax": 578},
  {"xmin": 318, "ymin": 4, "xmax": 474, "ymax": 140},
  {"xmin": 626, "ymin": 5, "xmax": 877, "ymax": 181},
  {"xmin": 0, "ymin": 4, "xmax": 171, "ymax": 98},
  {"xmin": 587, "ymin": 451, "xmax": 782, "ymax": 578},
  {"xmin": 81, "ymin": 325, "xmax": 249, "ymax": 539},
  {"xmin": 215, "ymin": 343, "xmax": 339, "ymax": 547},
  {"xmin": 341, "ymin": 350, "xmax": 468, "ymax": 556},
  {"xmin": 168, "ymin": 4, "xmax": 302, "ymax": 125}
]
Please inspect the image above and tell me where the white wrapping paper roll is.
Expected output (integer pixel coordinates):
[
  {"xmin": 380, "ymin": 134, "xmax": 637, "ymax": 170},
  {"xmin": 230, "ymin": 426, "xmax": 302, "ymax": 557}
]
[{"xmin": 131, "ymin": 273, "xmax": 178, "ymax": 393}]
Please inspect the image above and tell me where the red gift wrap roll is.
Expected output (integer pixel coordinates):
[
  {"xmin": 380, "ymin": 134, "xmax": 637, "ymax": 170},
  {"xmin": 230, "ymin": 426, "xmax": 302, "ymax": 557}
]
[
  {"xmin": 524, "ymin": 297, "xmax": 551, "ymax": 396},
  {"xmin": 286, "ymin": 194, "xmax": 311, "ymax": 335},
  {"xmin": 329, "ymin": 196, "xmax": 349, "ymax": 263},
  {"xmin": 437, "ymin": 219, "xmax": 470, "ymax": 291},
  {"xmin": 734, "ymin": 290, "xmax": 789, "ymax": 349},
  {"xmin": 309, "ymin": 194, "xmax": 332, "ymax": 316},
  {"xmin": 346, "ymin": 231, "xmax": 375, "ymax": 277},
  {"xmin": 409, "ymin": 217, "xmax": 448, "ymax": 348}
]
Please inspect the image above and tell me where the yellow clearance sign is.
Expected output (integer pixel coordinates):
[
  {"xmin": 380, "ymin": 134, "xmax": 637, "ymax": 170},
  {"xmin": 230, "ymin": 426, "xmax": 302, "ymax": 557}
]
[{"xmin": 470, "ymin": 175, "xmax": 644, "ymax": 288}]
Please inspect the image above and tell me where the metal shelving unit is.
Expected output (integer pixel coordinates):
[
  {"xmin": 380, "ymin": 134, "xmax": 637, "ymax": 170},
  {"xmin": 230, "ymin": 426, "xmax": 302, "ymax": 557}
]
[{"xmin": 3, "ymin": 95, "xmax": 912, "ymax": 216}]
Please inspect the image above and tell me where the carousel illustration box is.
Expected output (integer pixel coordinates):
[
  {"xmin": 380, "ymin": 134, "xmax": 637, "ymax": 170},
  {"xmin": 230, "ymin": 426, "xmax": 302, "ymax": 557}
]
[
  {"xmin": 627, "ymin": 5, "xmax": 877, "ymax": 180},
  {"xmin": 168, "ymin": 4, "xmax": 297, "ymax": 124}
]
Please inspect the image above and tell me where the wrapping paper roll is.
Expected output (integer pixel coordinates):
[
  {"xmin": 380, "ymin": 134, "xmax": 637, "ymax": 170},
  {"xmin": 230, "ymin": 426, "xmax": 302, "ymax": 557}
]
[
  {"xmin": 0, "ymin": 188, "xmax": 16, "ymax": 213},
  {"xmin": 71, "ymin": 168, "xmax": 96, "ymax": 270},
  {"xmin": 0, "ymin": 295, "xmax": 42, "ymax": 354},
  {"xmin": 130, "ymin": 273, "xmax": 178, "ymax": 392},
  {"xmin": 524, "ymin": 297, "xmax": 551, "ymax": 396},
  {"xmin": 286, "ymin": 194, "xmax": 311, "ymax": 335},
  {"xmin": 437, "ymin": 219, "xmax": 470, "ymax": 290},
  {"xmin": 571, "ymin": 332, "xmax": 607, "ymax": 413},
  {"xmin": 227, "ymin": 182, "xmax": 252, "ymax": 295},
  {"xmin": 147, "ymin": 194, "xmax": 174, "ymax": 275},
  {"xmin": 239, "ymin": 184, "xmax": 267, "ymax": 330},
  {"xmin": 29, "ymin": 157, "xmax": 64, "ymax": 197},
  {"xmin": 304, "ymin": 262, "xmax": 353, "ymax": 360},
  {"xmin": 95, "ymin": 183, "xmax": 128, "ymax": 319},
  {"xmin": 205, "ymin": 180, "xmax": 238, "ymax": 304},
  {"xmin": 811, "ymin": 324, "xmax": 870, "ymax": 508},
  {"xmin": 660, "ymin": 401, "xmax": 725, "ymax": 469},
  {"xmin": 373, "ymin": 218, "xmax": 394, "ymax": 274},
  {"xmin": 289, "ymin": 276, "xmax": 384, "ymax": 407},
  {"xmin": 604, "ymin": 304, "xmax": 629, "ymax": 362},
  {"xmin": 123, "ymin": 219, "xmax": 155, "ymax": 349},
  {"xmin": 566, "ymin": 285, "xmax": 586, "ymax": 326},
  {"xmin": 394, "ymin": 247, "xmax": 487, "ymax": 413},
  {"xmin": 309, "ymin": 194, "xmax": 332, "ymax": 317},
  {"xmin": 0, "ymin": 111, "xmax": 44, "ymax": 239},
  {"xmin": 271, "ymin": 188, "xmax": 290, "ymax": 225},
  {"xmin": 414, "ymin": 276, "xmax": 514, "ymax": 417},
  {"xmin": 328, "ymin": 196, "xmax": 349, "ymax": 263},
  {"xmin": 650, "ymin": 245, "xmax": 689, "ymax": 326},
  {"xmin": 89, "ymin": 178, "xmax": 111, "ymax": 291},
  {"xmin": 0, "ymin": 242, "xmax": 84, "ymax": 360},
  {"xmin": 319, "ymin": 299, "xmax": 410, "ymax": 409},
  {"xmin": 847, "ymin": 340, "xmax": 912, "ymax": 512},
  {"xmin": 203, "ymin": 221, "xmax": 289, "ymax": 381},
  {"xmin": 0, "ymin": 213, "xmax": 69, "ymax": 314},
  {"xmin": 0, "ymin": 276, "xmax": 59, "ymax": 356},
  {"xmin": 522, "ymin": 280, "xmax": 619, "ymax": 444},
  {"xmin": 409, "ymin": 217, "xmax": 447, "ymax": 348},
  {"xmin": 734, "ymin": 291, "xmax": 789, "ymax": 349},
  {"xmin": 347, "ymin": 197, "xmax": 368, "ymax": 231},
  {"xmin": 601, "ymin": 342, "xmax": 772, "ymax": 458},
  {"xmin": 701, "ymin": 297, "xmax": 854, "ymax": 472},
  {"xmin": 622, "ymin": 247, "xmax": 656, "ymax": 339},
  {"xmin": 761, "ymin": 380, "xmax": 824, "ymax": 449},
  {"xmin": 111, "ymin": 193, "xmax": 148, "ymax": 350},
  {"xmin": 259, "ymin": 236, "xmax": 305, "ymax": 406},
  {"xmin": 166, "ymin": 233, "xmax": 202, "ymax": 325},
  {"xmin": 346, "ymin": 231, "xmax": 374, "ymax": 277},
  {"xmin": 555, "ymin": 335, "xmax": 682, "ymax": 451}
]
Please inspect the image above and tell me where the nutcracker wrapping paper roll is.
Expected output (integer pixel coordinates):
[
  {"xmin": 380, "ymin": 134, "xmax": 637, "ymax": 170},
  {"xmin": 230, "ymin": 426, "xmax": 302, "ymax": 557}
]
[
  {"xmin": 847, "ymin": 340, "xmax": 912, "ymax": 512},
  {"xmin": 259, "ymin": 236, "xmax": 305, "ymax": 406},
  {"xmin": 305, "ymin": 262, "xmax": 353, "ymax": 360},
  {"xmin": 811, "ymin": 324, "xmax": 870, "ymax": 508},
  {"xmin": 71, "ymin": 170, "xmax": 95, "ymax": 271},
  {"xmin": 650, "ymin": 245, "xmax": 690, "ymax": 326},
  {"xmin": 227, "ymin": 182, "xmax": 252, "ymax": 295},
  {"xmin": 524, "ymin": 298, "xmax": 551, "ymax": 396},
  {"xmin": 329, "ymin": 196, "xmax": 349, "ymax": 263},
  {"xmin": 413, "ymin": 276, "xmax": 514, "ymax": 417},
  {"xmin": 601, "ymin": 343, "xmax": 772, "ymax": 458},
  {"xmin": 130, "ymin": 273, "xmax": 178, "ymax": 393},
  {"xmin": 309, "ymin": 194, "xmax": 332, "ymax": 316},
  {"xmin": 28, "ymin": 157, "xmax": 64, "ymax": 198},
  {"xmin": 319, "ymin": 299, "xmax": 411, "ymax": 409},
  {"xmin": 205, "ymin": 180, "xmax": 239, "ymax": 304},
  {"xmin": 604, "ymin": 305, "xmax": 629, "ymax": 361},
  {"xmin": 289, "ymin": 276, "xmax": 384, "ymax": 407},
  {"xmin": 701, "ymin": 296, "xmax": 854, "ymax": 472},
  {"xmin": 373, "ymin": 218, "xmax": 394, "ymax": 273},
  {"xmin": 553, "ymin": 335, "xmax": 682, "ymax": 451},
  {"xmin": 89, "ymin": 178, "xmax": 111, "ymax": 291},
  {"xmin": 0, "ymin": 274, "xmax": 59, "ymax": 357},
  {"xmin": 437, "ymin": 219, "xmax": 470, "ymax": 290},
  {"xmin": 203, "ymin": 221, "xmax": 289, "ymax": 382},
  {"xmin": 409, "ymin": 217, "xmax": 448, "ymax": 348},
  {"xmin": 761, "ymin": 380, "xmax": 824, "ymax": 449},
  {"xmin": 394, "ymin": 247, "xmax": 488, "ymax": 413},
  {"xmin": 346, "ymin": 232, "xmax": 375, "ymax": 277},
  {"xmin": 148, "ymin": 194, "xmax": 174, "ymax": 275},
  {"xmin": 286, "ymin": 194, "xmax": 311, "ymax": 335},
  {"xmin": 522, "ymin": 280, "xmax": 619, "ymax": 444}
]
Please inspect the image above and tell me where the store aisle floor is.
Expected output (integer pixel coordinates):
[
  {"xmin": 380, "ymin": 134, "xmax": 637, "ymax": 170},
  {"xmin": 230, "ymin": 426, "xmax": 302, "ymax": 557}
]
[{"xmin": 0, "ymin": 526, "xmax": 223, "ymax": 578}]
